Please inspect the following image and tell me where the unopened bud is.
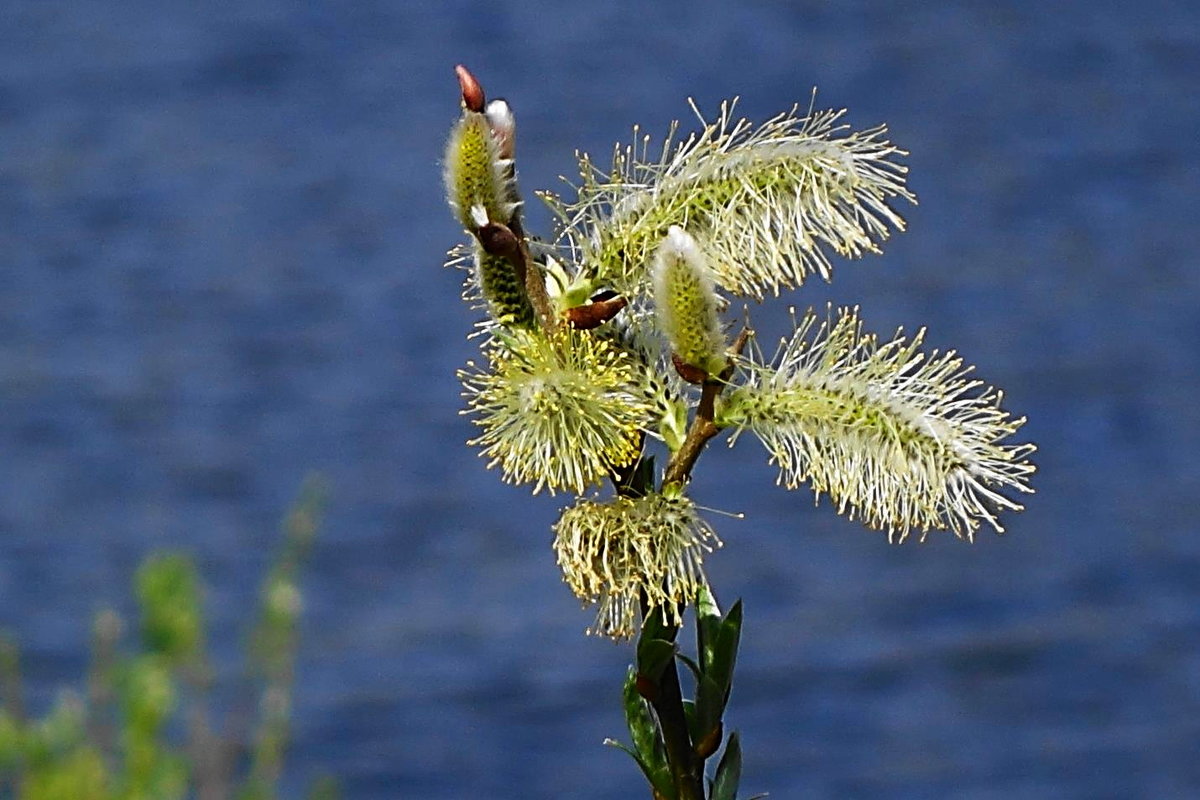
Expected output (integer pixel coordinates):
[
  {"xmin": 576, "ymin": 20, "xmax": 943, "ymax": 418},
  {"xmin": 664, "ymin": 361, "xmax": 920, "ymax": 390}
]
[
  {"xmin": 565, "ymin": 291, "xmax": 628, "ymax": 330},
  {"xmin": 695, "ymin": 722, "xmax": 723, "ymax": 759},
  {"xmin": 671, "ymin": 353, "xmax": 710, "ymax": 385},
  {"xmin": 635, "ymin": 673, "xmax": 659, "ymax": 702},
  {"xmin": 455, "ymin": 64, "xmax": 485, "ymax": 112},
  {"xmin": 484, "ymin": 99, "xmax": 516, "ymax": 160}
]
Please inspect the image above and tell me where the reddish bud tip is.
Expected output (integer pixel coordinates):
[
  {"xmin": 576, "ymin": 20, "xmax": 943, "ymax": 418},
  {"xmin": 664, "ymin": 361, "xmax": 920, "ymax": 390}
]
[
  {"xmin": 635, "ymin": 674, "xmax": 659, "ymax": 703},
  {"xmin": 455, "ymin": 64, "xmax": 485, "ymax": 112}
]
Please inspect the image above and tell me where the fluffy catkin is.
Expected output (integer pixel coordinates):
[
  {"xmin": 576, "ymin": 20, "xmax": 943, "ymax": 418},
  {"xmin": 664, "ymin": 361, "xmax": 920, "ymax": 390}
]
[
  {"xmin": 553, "ymin": 493, "xmax": 720, "ymax": 639},
  {"xmin": 552, "ymin": 101, "xmax": 914, "ymax": 299},
  {"xmin": 652, "ymin": 226, "xmax": 727, "ymax": 377},
  {"xmin": 719, "ymin": 307, "xmax": 1035, "ymax": 541},
  {"xmin": 459, "ymin": 328, "xmax": 656, "ymax": 494},
  {"xmin": 444, "ymin": 111, "xmax": 519, "ymax": 231}
]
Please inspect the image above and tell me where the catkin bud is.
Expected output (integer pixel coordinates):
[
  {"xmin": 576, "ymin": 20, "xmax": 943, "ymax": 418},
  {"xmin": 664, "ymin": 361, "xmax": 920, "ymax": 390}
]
[
  {"xmin": 473, "ymin": 241, "xmax": 534, "ymax": 327},
  {"xmin": 484, "ymin": 98, "xmax": 521, "ymax": 213},
  {"xmin": 443, "ymin": 111, "xmax": 519, "ymax": 231},
  {"xmin": 652, "ymin": 226, "xmax": 727, "ymax": 380},
  {"xmin": 484, "ymin": 98, "xmax": 516, "ymax": 160},
  {"xmin": 455, "ymin": 64, "xmax": 485, "ymax": 112}
]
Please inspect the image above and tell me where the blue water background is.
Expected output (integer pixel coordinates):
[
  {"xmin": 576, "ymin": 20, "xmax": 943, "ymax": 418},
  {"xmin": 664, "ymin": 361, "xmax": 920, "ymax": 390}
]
[{"xmin": 2, "ymin": 1, "xmax": 1198, "ymax": 796}]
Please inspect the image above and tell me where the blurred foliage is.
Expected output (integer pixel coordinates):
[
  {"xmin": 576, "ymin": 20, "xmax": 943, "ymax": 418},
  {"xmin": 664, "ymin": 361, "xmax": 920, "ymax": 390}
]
[{"xmin": 0, "ymin": 478, "xmax": 334, "ymax": 800}]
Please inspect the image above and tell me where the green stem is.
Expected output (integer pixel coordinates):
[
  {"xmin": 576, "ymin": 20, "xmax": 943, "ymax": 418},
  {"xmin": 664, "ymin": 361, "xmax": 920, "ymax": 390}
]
[
  {"xmin": 645, "ymin": 626, "xmax": 705, "ymax": 800},
  {"xmin": 662, "ymin": 328, "xmax": 751, "ymax": 489},
  {"xmin": 619, "ymin": 330, "xmax": 751, "ymax": 799},
  {"xmin": 619, "ymin": 462, "xmax": 702, "ymax": 799}
]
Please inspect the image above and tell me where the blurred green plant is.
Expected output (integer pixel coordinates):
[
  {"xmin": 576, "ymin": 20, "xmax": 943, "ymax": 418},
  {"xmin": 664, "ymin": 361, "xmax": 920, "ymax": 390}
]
[
  {"xmin": 443, "ymin": 65, "xmax": 1036, "ymax": 799},
  {"xmin": 0, "ymin": 478, "xmax": 332, "ymax": 800}
]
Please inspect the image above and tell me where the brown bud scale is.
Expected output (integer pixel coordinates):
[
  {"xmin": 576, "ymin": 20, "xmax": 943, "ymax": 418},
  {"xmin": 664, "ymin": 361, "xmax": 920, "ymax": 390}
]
[
  {"xmin": 455, "ymin": 64, "xmax": 485, "ymax": 112},
  {"xmin": 565, "ymin": 294, "xmax": 628, "ymax": 330},
  {"xmin": 671, "ymin": 353, "xmax": 709, "ymax": 385},
  {"xmin": 476, "ymin": 222, "xmax": 521, "ymax": 261}
]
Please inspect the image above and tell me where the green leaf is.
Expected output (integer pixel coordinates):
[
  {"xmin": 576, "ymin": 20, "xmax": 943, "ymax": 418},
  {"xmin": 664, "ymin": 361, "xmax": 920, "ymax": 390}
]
[
  {"xmin": 121, "ymin": 655, "xmax": 176, "ymax": 736},
  {"xmin": 709, "ymin": 600, "xmax": 743, "ymax": 702},
  {"xmin": 682, "ymin": 699, "xmax": 699, "ymax": 746},
  {"xmin": 641, "ymin": 601, "xmax": 674, "ymax": 644},
  {"xmin": 692, "ymin": 673, "xmax": 724, "ymax": 748},
  {"xmin": 711, "ymin": 731, "xmax": 742, "ymax": 800},
  {"xmin": 696, "ymin": 585, "xmax": 722, "ymax": 675},
  {"xmin": 636, "ymin": 638, "xmax": 677, "ymax": 685},
  {"xmin": 676, "ymin": 654, "xmax": 702, "ymax": 683},
  {"xmin": 659, "ymin": 399, "xmax": 690, "ymax": 453},
  {"xmin": 0, "ymin": 711, "xmax": 23, "ymax": 771},
  {"xmin": 604, "ymin": 739, "xmax": 675, "ymax": 800},
  {"xmin": 621, "ymin": 667, "xmax": 673, "ymax": 798},
  {"xmin": 136, "ymin": 554, "xmax": 203, "ymax": 664},
  {"xmin": 623, "ymin": 667, "xmax": 659, "ymax": 761}
]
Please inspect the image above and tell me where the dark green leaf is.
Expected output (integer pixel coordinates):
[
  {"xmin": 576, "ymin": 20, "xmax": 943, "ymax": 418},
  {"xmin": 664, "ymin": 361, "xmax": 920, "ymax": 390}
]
[
  {"xmin": 641, "ymin": 604, "xmax": 675, "ymax": 644},
  {"xmin": 682, "ymin": 699, "xmax": 699, "ymax": 747},
  {"xmin": 623, "ymin": 667, "xmax": 658, "ymax": 758},
  {"xmin": 693, "ymin": 672, "xmax": 724, "ymax": 747},
  {"xmin": 136, "ymin": 554, "xmax": 203, "ymax": 664},
  {"xmin": 711, "ymin": 731, "xmax": 742, "ymax": 800},
  {"xmin": 676, "ymin": 654, "xmax": 702, "ymax": 683},
  {"xmin": 605, "ymin": 739, "xmax": 675, "ymax": 800},
  {"xmin": 710, "ymin": 600, "xmax": 743, "ymax": 701},
  {"xmin": 696, "ymin": 584, "xmax": 722, "ymax": 674},
  {"xmin": 637, "ymin": 638, "xmax": 677, "ymax": 685},
  {"xmin": 621, "ymin": 667, "xmax": 673, "ymax": 797}
]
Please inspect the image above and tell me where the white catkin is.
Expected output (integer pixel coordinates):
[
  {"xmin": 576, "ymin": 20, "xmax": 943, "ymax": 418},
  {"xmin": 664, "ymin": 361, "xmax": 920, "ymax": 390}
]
[{"xmin": 722, "ymin": 306, "xmax": 1035, "ymax": 541}]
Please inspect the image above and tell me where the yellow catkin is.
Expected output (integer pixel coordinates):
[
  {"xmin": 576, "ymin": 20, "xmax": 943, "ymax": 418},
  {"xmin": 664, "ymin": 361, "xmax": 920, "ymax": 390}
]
[
  {"xmin": 652, "ymin": 226, "xmax": 726, "ymax": 377},
  {"xmin": 444, "ymin": 112, "xmax": 516, "ymax": 230},
  {"xmin": 553, "ymin": 493, "xmax": 720, "ymax": 639}
]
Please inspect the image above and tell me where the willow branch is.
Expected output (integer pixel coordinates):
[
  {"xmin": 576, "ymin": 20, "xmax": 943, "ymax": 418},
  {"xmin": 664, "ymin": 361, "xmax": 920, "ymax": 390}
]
[{"xmin": 662, "ymin": 328, "xmax": 751, "ymax": 487}]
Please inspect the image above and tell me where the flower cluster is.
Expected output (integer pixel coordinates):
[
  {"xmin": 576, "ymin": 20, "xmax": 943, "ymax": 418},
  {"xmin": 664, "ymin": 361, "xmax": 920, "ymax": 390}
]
[
  {"xmin": 459, "ymin": 328, "xmax": 656, "ymax": 495},
  {"xmin": 553, "ymin": 492, "xmax": 720, "ymax": 639},
  {"xmin": 547, "ymin": 99, "xmax": 914, "ymax": 300},
  {"xmin": 443, "ymin": 66, "xmax": 1033, "ymax": 638},
  {"xmin": 719, "ymin": 307, "xmax": 1036, "ymax": 542}
]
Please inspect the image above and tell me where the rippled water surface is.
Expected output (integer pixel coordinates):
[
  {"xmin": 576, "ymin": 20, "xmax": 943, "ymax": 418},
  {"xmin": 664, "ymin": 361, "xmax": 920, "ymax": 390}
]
[{"xmin": 2, "ymin": 1, "xmax": 1198, "ymax": 797}]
